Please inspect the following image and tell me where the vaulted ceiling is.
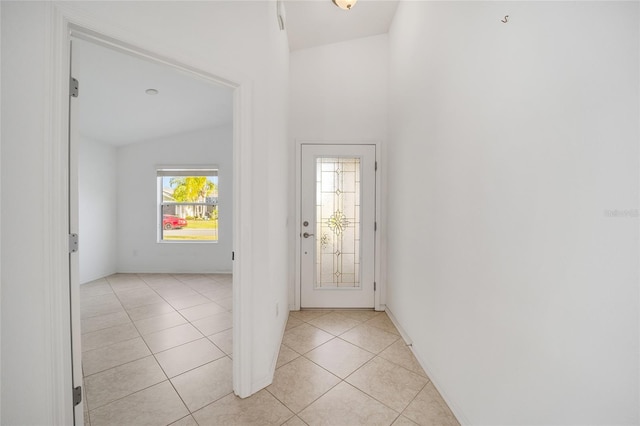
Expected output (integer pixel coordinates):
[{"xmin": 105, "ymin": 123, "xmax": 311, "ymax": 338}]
[
  {"xmin": 76, "ymin": 0, "xmax": 399, "ymax": 146},
  {"xmin": 284, "ymin": 0, "xmax": 398, "ymax": 51},
  {"xmin": 74, "ymin": 38, "xmax": 233, "ymax": 146}
]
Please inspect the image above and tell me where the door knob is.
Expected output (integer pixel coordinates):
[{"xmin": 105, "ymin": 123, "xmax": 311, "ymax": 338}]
[{"xmin": 303, "ymin": 232, "xmax": 315, "ymax": 238}]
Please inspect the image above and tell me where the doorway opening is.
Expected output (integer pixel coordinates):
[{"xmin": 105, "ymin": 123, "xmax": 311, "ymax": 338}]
[{"xmin": 69, "ymin": 33, "xmax": 240, "ymax": 423}]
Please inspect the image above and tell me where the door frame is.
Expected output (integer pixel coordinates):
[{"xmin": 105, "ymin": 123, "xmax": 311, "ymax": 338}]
[
  {"xmin": 294, "ymin": 140, "xmax": 384, "ymax": 312},
  {"xmin": 46, "ymin": 5, "xmax": 254, "ymax": 423}
]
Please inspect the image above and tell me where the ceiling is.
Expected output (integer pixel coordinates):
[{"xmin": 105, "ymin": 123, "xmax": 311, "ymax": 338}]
[
  {"xmin": 284, "ymin": 0, "xmax": 399, "ymax": 51},
  {"xmin": 74, "ymin": 0, "xmax": 398, "ymax": 146},
  {"xmin": 74, "ymin": 38, "xmax": 233, "ymax": 146}
]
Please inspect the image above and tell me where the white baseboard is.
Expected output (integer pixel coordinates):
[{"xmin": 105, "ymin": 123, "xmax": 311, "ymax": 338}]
[
  {"xmin": 384, "ymin": 307, "xmax": 413, "ymax": 346},
  {"xmin": 384, "ymin": 306, "xmax": 470, "ymax": 426}
]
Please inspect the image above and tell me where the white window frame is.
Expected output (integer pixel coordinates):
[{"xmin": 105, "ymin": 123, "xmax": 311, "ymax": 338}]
[{"xmin": 157, "ymin": 166, "xmax": 219, "ymax": 243}]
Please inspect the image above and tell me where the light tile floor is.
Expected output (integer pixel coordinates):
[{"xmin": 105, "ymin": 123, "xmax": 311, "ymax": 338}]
[{"xmin": 80, "ymin": 273, "xmax": 459, "ymax": 426}]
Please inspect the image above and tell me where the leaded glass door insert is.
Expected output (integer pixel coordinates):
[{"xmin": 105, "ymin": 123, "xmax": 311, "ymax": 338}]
[
  {"xmin": 300, "ymin": 144, "xmax": 376, "ymax": 308},
  {"xmin": 316, "ymin": 157, "xmax": 361, "ymax": 288}
]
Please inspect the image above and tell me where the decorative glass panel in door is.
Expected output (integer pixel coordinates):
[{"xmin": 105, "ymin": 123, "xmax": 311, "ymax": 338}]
[
  {"xmin": 316, "ymin": 157, "xmax": 361, "ymax": 288},
  {"xmin": 300, "ymin": 144, "xmax": 376, "ymax": 308}
]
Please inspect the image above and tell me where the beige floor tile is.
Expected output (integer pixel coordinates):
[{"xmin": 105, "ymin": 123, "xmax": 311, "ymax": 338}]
[
  {"xmin": 193, "ymin": 389, "xmax": 293, "ymax": 426},
  {"xmin": 134, "ymin": 311, "xmax": 187, "ymax": 335},
  {"xmin": 289, "ymin": 310, "xmax": 332, "ymax": 322},
  {"xmin": 285, "ymin": 316, "xmax": 305, "ymax": 331},
  {"xmin": 365, "ymin": 314, "xmax": 401, "ymax": 335},
  {"xmin": 378, "ymin": 340, "xmax": 427, "ymax": 378},
  {"xmin": 202, "ymin": 286, "xmax": 232, "ymax": 301},
  {"xmin": 307, "ymin": 311, "xmax": 363, "ymax": 336},
  {"xmin": 169, "ymin": 415, "xmax": 199, "ymax": 426},
  {"xmin": 81, "ymin": 310, "xmax": 131, "ymax": 335},
  {"xmin": 208, "ymin": 328, "xmax": 233, "ymax": 355},
  {"xmin": 79, "ymin": 279, "xmax": 457, "ymax": 426},
  {"xmin": 171, "ymin": 357, "xmax": 233, "ymax": 411},
  {"xmin": 392, "ymin": 416, "xmax": 419, "ymax": 425},
  {"xmin": 80, "ymin": 279, "xmax": 114, "ymax": 298},
  {"xmin": 144, "ymin": 279, "xmax": 183, "ymax": 291},
  {"xmin": 282, "ymin": 416, "xmax": 308, "ymax": 426},
  {"xmin": 89, "ymin": 381, "xmax": 188, "ymax": 426},
  {"xmin": 80, "ymin": 293, "xmax": 124, "ymax": 320},
  {"xmin": 108, "ymin": 278, "xmax": 150, "ymax": 294},
  {"xmin": 82, "ymin": 322, "xmax": 140, "ymax": 352},
  {"xmin": 276, "ymin": 344, "xmax": 301, "ymax": 369},
  {"xmin": 299, "ymin": 382, "xmax": 398, "ymax": 426},
  {"xmin": 83, "ymin": 337, "xmax": 150, "ymax": 376},
  {"xmin": 210, "ymin": 273, "xmax": 232, "ymax": 282},
  {"xmin": 85, "ymin": 356, "xmax": 166, "ymax": 410},
  {"xmin": 167, "ymin": 294, "xmax": 212, "ymax": 310},
  {"xmin": 267, "ymin": 356, "xmax": 340, "ymax": 413},
  {"xmin": 402, "ymin": 382, "xmax": 460, "ymax": 426},
  {"xmin": 116, "ymin": 287, "xmax": 164, "ymax": 309},
  {"xmin": 184, "ymin": 278, "xmax": 221, "ymax": 293},
  {"xmin": 156, "ymin": 337, "xmax": 226, "ymax": 378},
  {"xmin": 192, "ymin": 311, "xmax": 233, "ymax": 335},
  {"xmin": 335, "ymin": 309, "xmax": 381, "ymax": 322},
  {"xmin": 172, "ymin": 273, "xmax": 207, "ymax": 282},
  {"xmin": 156, "ymin": 285, "xmax": 200, "ymax": 300},
  {"xmin": 126, "ymin": 301, "xmax": 176, "ymax": 321},
  {"xmin": 340, "ymin": 324, "xmax": 400, "ymax": 354},
  {"xmin": 180, "ymin": 302, "xmax": 227, "ymax": 322},
  {"xmin": 139, "ymin": 273, "xmax": 180, "ymax": 284},
  {"xmin": 215, "ymin": 295, "xmax": 233, "ymax": 310},
  {"xmin": 282, "ymin": 323, "xmax": 334, "ymax": 354},
  {"xmin": 105, "ymin": 273, "xmax": 139, "ymax": 282},
  {"xmin": 143, "ymin": 323, "xmax": 204, "ymax": 353},
  {"xmin": 347, "ymin": 357, "xmax": 428, "ymax": 412},
  {"xmin": 305, "ymin": 338, "xmax": 374, "ymax": 379}
]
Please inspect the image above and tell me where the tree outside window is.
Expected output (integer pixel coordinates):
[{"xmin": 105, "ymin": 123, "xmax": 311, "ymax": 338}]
[{"xmin": 158, "ymin": 169, "xmax": 218, "ymax": 242}]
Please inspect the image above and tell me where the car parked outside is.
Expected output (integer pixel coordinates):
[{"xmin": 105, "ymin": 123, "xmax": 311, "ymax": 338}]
[{"xmin": 163, "ymin": 214, "xmax": 187, "ymax": 230}]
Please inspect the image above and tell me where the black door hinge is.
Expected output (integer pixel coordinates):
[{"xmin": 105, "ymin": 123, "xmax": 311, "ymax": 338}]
[
  {"xmin": 70, "ymin": 77, "xmax": 79, "ymax": 98},
  {"xmin": 374, "ymin": 282, "xmax": 377, "ymax": 291},
  {"xmin": 73, "ymin": 386, "xmax": 82, "ymax": 406},
  {"xmin": 232, "ymin": 251, "xmax": 235, "ymax": 261}
]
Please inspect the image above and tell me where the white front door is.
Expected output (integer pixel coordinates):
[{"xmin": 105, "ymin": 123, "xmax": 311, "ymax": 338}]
[{"xmin": 300, "ymin": 144, "xmax": 376, "ymax": 308}]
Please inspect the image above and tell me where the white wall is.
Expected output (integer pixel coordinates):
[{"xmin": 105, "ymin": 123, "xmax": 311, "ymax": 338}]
[
  {"xmin": 116, "ymin": 125, "xmax": 233, "ymax": 274},
  {"xmin": 0, "ymin": 1, "xmax": 289, "ymax": 423},
  {"xmin": 289, "ymin": 34, "xmax": 388, "ymax": 141},
  {"xmin": 1, "ymin": 3, "xmax": 53, "ymax": 423},
  {"xmin": 387, "ymin": 2, "xmax": 639, "ymax": 425},
  {"xmin": 248, "ymin": 5, "xmax": 291, "ymax": 389},
  {"xmin": 79, "ymin": 136, "xmax": 117, "ymax": 283},
  {"xmin": 289, "ymin": 34, "xmax": 389, "ymax": 306}
]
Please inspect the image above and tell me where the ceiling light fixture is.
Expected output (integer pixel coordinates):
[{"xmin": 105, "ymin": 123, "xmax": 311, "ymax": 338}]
[
  {"xmin": 145, "ymin": 88, "xmax": 159, "ymax": 95},
  {"xmin": 332, "ymin": 0, "xmax": 357, "ymax": 10}
]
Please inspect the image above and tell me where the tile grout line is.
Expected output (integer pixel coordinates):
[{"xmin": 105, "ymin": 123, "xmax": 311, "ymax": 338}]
[
  {"xmin": 83, "ymin": 273, "xmax": 233, "ymax": 422},
  {"xmin": 397, "ymin": 380, "xmax": 430, "ymax": 425},
  {"xmin": 139, "ymin": 272, "xmax": 234, "ymax": 422},
  {"xmin": 279, "ymin": 314, "xmax": 424, "ymax": 424},
  {"xmin": 87, "ymin": 274, "xmax": 170, "ymax": 415}
]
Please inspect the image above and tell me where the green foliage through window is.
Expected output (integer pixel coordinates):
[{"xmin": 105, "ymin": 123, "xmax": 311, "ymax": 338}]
[{"xmin": 158, "ymin": 169, "xmax": 219, "ymax": 242}]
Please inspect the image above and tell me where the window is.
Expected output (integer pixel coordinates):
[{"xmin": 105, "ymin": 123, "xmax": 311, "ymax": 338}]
[{"xmin": 158, "ymin": 168, "xmax": 219, "ymax": 242}]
